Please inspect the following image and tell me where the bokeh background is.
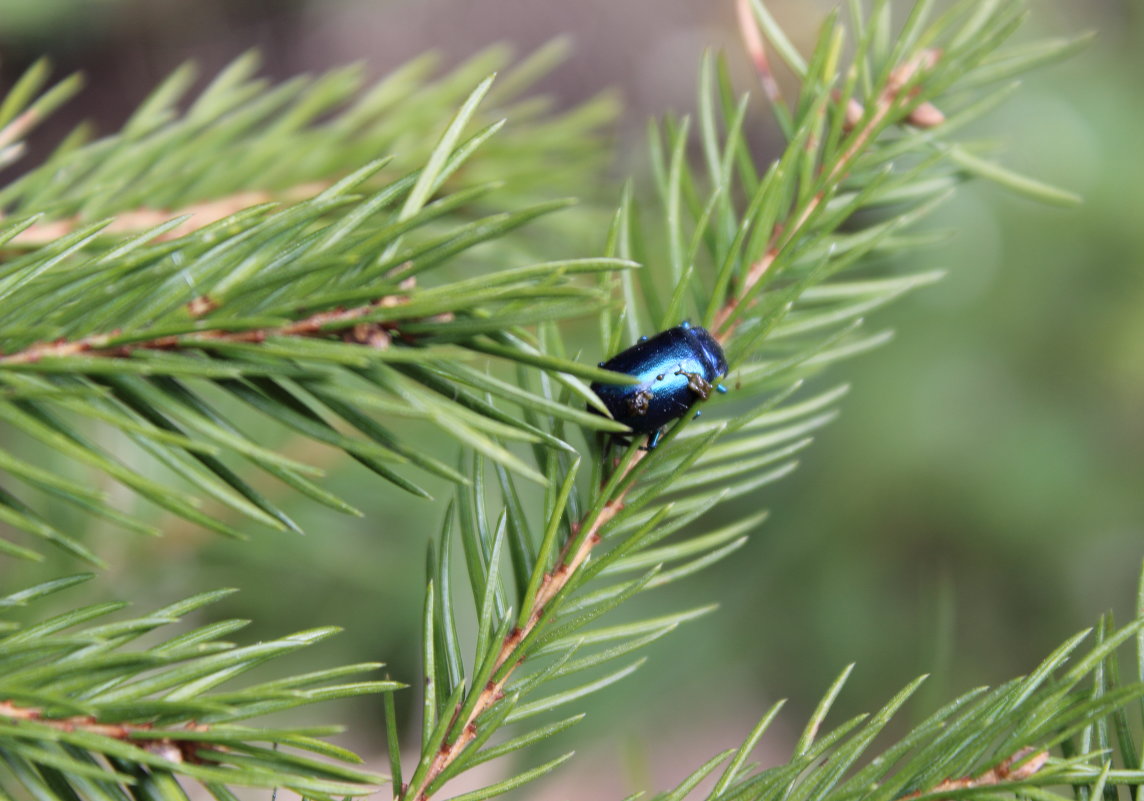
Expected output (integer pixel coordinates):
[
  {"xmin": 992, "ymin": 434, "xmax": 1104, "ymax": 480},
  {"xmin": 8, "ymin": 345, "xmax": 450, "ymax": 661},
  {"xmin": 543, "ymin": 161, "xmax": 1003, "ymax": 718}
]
[{"xmin": 1, "ymin": 0, "xmax": 1141, "ymax": 798}]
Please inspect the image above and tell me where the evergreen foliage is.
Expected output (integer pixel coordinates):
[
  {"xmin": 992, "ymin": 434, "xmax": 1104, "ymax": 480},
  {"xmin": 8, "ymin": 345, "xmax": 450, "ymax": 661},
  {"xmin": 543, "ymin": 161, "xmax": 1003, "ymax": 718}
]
[
  {"xmin": 0, "ymin": 2, "xmax": 1140, "ymax": 801},
  {"xmin": 0, "ymin": 47, "xmax": 625, "ymax": 554}
]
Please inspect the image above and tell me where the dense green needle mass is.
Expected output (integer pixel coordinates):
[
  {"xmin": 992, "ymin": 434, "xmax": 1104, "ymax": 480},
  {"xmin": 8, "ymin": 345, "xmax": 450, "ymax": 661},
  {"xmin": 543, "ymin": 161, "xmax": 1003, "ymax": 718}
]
[
  {"xmin": 0, "ymin": 574, "xmax": 396, "ymax": 799},
  {"xmin": 0, "ymin": 50, "xmax": 634, "ymax": 552},
  {"xmin": 0, "ymin": 3, "xmax": 1139, "ymax": 801}
]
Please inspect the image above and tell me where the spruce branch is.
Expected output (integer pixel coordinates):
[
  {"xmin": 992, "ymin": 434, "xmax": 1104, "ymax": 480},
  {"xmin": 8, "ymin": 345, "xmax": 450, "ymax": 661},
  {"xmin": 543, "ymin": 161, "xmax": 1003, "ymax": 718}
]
[
  {"xmin": 898, "ymin": 748, "xmax": 1051, "ymax": 801},
  {"xmin": 0, "ymin": 574, "xmax": 395, "ymax": 801},
  {"xmin": 0, "ymin": 278, "xmax": 459, "ymax": 365},
  {"xmin": 399, "ymin": 451, "xmax": 639, "ymax": 801},
  {"xmin": 668, "ymin": 588, "xmax": 1144, "ymax": 801},
  {"xmin": 391, "ymin": 2, "xmax": 1101, "ymax": 800},
  {"xmin": 5, "ymin": 182, "xmax": 327, "ymax": 247},
  {"xmin": 0, "ymin": 4, "xmax": 1127, "ymax": 801},
  {"xmin": 0, "ymin": 43, "xmax": 615, "ymax": 246},
  {"xmin": 0, "ymin": 53, "xmax": 631, "ymax": 557},
  {"xmin": 715, "ymin": 3, "xmax": 943, "ymax": 336}
]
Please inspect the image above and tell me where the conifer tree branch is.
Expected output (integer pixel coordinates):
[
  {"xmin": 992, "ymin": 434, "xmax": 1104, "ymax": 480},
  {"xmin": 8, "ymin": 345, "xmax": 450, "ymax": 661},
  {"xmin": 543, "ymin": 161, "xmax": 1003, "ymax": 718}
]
[
  {"xmin": 400, "ymin": 451, "xmax": 643, "ymax": 801},
  {"xmin": 0, "ymin": 278, "xmax": 435, "ymax": 365},
  {"xmin": 0, "ymin": 575, "xmax": 397, "ymax": 800},
  {"xmin": 0, "ymin": 700, "xmax": 220, "ymax": 765},
  {"xmin": 1, "ymin": 4, "xmax": 1130, "ymax": 801},
  {"xmin": 714, "ymin": 9, "xmax": 944, "ymax": 337},
  {"xmin": 1, "ymin": 182, "xmax": 327, "ymax": 246},
  {"xmin": 0, "ymin": 44, "xmax": 615, "ymax": 249},
  {"xmin": 899, "ymin": 748, "xmax": 1050, "ymax": 801},
  {"xmin": 0, "ymin": 54, "xmax": 629, "ymax": 553},
  {"xmin": 393, "ymin": 3, "xmax": 1106, "ymax": 800}
]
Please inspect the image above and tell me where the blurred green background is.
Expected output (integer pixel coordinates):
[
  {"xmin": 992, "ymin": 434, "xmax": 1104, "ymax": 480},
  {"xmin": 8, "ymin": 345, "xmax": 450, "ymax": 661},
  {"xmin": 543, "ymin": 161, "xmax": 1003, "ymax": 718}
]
[{"xmin": 0, "ymin": 0, "xmax": 1141, "ymax": 797}]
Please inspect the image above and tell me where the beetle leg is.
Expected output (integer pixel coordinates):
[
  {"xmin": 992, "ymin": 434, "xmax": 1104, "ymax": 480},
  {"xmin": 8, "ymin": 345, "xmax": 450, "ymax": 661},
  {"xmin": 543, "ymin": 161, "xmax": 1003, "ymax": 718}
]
[
  {"xmin": 716, "ymin": 383, "xmax": 728, "ymax": 394},
  {"xmin": 645, "ymin": 429, "xmax": 663, "ymax": 450}
]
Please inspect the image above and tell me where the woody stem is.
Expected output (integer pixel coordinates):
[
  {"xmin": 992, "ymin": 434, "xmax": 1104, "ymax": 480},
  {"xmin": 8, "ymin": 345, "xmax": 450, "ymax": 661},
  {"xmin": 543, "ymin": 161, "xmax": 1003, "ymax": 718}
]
[{"xmin": 400, "ymin": 452, "xmax": 642, "ymax": 801}]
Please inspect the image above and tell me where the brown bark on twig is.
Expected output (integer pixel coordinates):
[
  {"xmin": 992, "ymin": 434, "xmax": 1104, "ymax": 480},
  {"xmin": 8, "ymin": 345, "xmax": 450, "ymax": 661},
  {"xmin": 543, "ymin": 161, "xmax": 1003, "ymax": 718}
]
[
  {"xmin": 900, "ymin": 748, "xmax": 1050, "ymax": 800},
  {"xmin": 712, "ymin": 42, "xmax": 943, "ymax": 340},
  {"xmin": 0, "ymin": 288, "xmax": 429, "ymax": 365},
  {"xmin": 0, "ymin": 699, "xmax": 214, "ymax": 764},
  {"xmin": 402, "ymin": 462, "xmax": 637, "ymax": 800},
  {"xmin": 1, "ymin": 182, "xmax": 328, "ymax": 247}
]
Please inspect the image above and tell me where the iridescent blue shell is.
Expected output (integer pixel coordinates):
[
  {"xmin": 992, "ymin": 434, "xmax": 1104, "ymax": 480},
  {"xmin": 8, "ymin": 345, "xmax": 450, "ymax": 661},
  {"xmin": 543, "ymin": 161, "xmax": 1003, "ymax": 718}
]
[{"xmin": 590, "ymin": 323, "xmax": 728, "ymax": 445}]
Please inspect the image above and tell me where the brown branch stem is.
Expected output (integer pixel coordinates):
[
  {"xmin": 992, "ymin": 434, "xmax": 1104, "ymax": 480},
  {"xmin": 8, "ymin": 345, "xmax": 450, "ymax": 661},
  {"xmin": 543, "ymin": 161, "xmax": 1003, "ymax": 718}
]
[
  {"xmin": 712, "ymin": 93, "xmax": 893, "ymax": 337},
  {"xmin": 900, "ymin": 748, "xmax": 1050, "ymax": 800},
  {"xmin": 402, "ymin": 452, "xmax": 644, "ymax": 801},
  {"xmin": 714, "ymin": 26, "xmax": 943, "ymax": 340},
  {"xmin": 1, "ymin": 182, "xmax": 329, "ymax": 248},
  {"xmin": 0, "ymin": 699, "xmax": 213, "ymax": 764},
  {"xmin": 0, "ymin": 284, "xmax": 428, "ymax": 366}
]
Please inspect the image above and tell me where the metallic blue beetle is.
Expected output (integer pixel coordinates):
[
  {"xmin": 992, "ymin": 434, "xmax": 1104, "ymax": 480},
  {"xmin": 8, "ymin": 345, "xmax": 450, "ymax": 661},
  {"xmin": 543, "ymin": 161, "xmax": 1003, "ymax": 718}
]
[{"xmin": 590, "ymin": 322, "xmax": 729, "ymax": 449}]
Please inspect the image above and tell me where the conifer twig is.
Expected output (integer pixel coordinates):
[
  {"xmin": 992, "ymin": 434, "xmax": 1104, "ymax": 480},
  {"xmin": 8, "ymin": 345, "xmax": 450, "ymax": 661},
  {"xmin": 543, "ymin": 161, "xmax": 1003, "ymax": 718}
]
[
  {"xmin": 0, "ymin": 700, "xmax": 213, "ymax": 764},
  {"xmin": 403, "ymin": 41, "xmax": 950, "ymax": 777},
  {"xmin": 900, "ymin": 748, "xmax": 1050, "ymax": 800},
  {"xmin": 714, "ymin": 4, "xmax": 947, "ymax": 340},
  {"xmin": 0, "ymin": 281, "xmax": 435, "ymax": 364},
  {"xmin": 1, "ymin": 182, "xmax": 328, "ymax": 246},
  {"xmin": 401, "ymin": 453, "xmax": 642, "ymax": 800},
  {"xmin": 402, "ymin": 15, "xmax": 968, "ymax": 801}
]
